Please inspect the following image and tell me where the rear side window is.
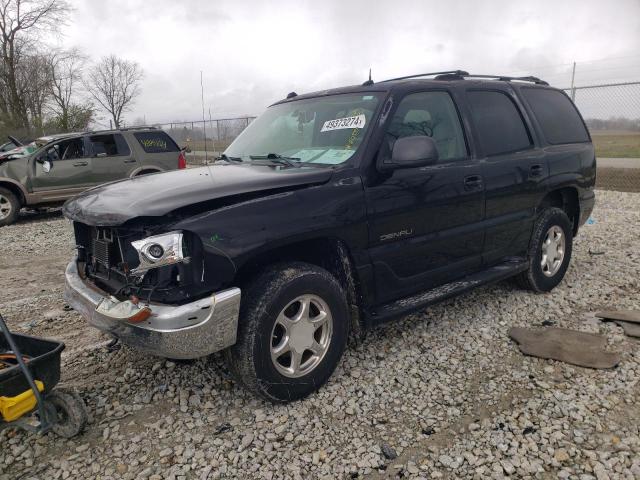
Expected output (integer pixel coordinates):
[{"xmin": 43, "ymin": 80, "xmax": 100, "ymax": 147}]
[
  {"xmin": 467, "ymin": 90, "xmax": 532, "ymax": 156},
  {"xmin": 521, "ymin": 88, "xmax": 589, "ymax": 144},
  {"xmin": 134, "ymin": 131, "xmax": 179, "ymax": 153},
  {"xmin": 89, "ymin": 134, "xmax": 130, "ymax": 156}
]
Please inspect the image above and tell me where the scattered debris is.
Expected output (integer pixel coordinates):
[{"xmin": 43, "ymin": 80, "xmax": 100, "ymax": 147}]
[
  {"xmin": 595, "ymin": 310, "xmax": 640, "ymax": 338},
  {"xmin": 615, "ymin": 322, "xmax": 640, "ymax": 338},
  {"xmin": 595, "ymin": 310, "xmax": 640, "ymax": 324},
  {"xmin": 508, "ymin": 327, "xmax": 621, "ymax": 369},
  {"xmin": 106, "ymin": 337, "xmax": 120, "ymax": 352},
  {"xmin": 213, "ymin": 422, "xmax": 232, "ymax": 435},
  {"xmin": 380, "ymin": 442, "xmax": 398, "ymax": 460},
  {"xmin": 588, "ymin": 249, "xmax": 605, "ymax": 255}
]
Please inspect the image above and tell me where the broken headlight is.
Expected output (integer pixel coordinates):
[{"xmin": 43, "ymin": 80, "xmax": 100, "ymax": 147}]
[{"xmin": 131, "ymin": 231, "xmax": 186, "ymax": 276}]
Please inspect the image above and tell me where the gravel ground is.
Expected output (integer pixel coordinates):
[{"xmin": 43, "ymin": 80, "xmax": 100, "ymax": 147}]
[{"xmin": 0, "ymin": 190, "xmax": 639, "ymax": 480}]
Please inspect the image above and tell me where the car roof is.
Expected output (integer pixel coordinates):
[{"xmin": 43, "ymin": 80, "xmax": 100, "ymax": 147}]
[
  {"xmin": 35, "ymin": 127, "xmax": 162, "ymax": 143},
  {"xmin": 36, "ymin": 132, "xmax": 83, "ymax": 143},
  {"xmin": 271, "ymin": 72, "xmax": 558, "ymax": 106}
]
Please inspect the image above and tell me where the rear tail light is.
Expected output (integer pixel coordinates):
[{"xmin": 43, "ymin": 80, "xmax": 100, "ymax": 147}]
[{"xmin": 178, "ymin": 151, "xmax": 186, "ymax": 169}]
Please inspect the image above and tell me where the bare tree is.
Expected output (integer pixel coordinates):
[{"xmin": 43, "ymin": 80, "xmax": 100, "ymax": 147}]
[
  {"xmin": 19, "ymin": 52, "xmax": 52, "ymax": 133},
  {"xmin": 0, "ymin": 0, "xmax": 70, "ymax": 132},
  {"xmin": 47, "ymin": 48, "xmax": 92, "ymax": 131},
  {"xmin": 85, "ymin": 55, "xmax": 143, "ymax": 128}
]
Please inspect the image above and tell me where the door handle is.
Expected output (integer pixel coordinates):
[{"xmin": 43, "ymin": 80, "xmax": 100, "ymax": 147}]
[
  {"xmin": 464, "ymin": 175, "xmax": 483, "ymax": 190},
  {"xmin": 73, "ymin": 161, "xmax": 89, "ymax": 167},
  {"xmin": 529, "ymin": 164, "xmax": 543, "ymax": 177},
  {"xmin": 123, "ymin": 158, "xmax": 136, "ymax": 164}
]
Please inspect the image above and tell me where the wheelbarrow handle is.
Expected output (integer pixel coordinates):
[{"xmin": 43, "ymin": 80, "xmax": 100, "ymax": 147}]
[{"xmin": 0, "ymin": 315, "xmax": 50, "ymax": 431}]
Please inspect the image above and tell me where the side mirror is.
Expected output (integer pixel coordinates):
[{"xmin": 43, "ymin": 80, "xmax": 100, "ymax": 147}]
[{"xmin": 378, "ymin": 136, "xmax": 439, "ymax": 172}]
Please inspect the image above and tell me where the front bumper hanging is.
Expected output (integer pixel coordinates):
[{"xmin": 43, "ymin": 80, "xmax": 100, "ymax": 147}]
[{"xmin": 63, "ymin": 259, "xmax": 241, "ymax": 359}]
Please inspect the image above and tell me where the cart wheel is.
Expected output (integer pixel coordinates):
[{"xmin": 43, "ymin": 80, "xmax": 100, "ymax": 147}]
[{"xmin": 44, "ymin": 389, "xmax": 88, "ymax": 438}]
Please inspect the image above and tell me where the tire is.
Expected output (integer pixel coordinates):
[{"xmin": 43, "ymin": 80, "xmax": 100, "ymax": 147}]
[
  {"xmin": 44, "ymin": 388, "xmax": 88, "ymax": 438},
  {"xmin": 225, "ymin": 262, "xmax": 349, "ymax": 402},
  {"xmin": 0, "ymin": 187, "xmax": 20, "ymax": 227},
  {"xmin": 516, "ymin": 207, "xmax": 573, "ymax": 292}
]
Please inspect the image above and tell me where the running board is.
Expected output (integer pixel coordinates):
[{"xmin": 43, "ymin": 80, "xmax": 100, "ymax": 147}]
[{"xmin": 368, "ymin": 260, "xmax": 528, "ymax": 325}]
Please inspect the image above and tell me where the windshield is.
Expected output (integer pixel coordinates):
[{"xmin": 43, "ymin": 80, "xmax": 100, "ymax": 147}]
[{"xmin": 225, "ymin": 93, "xmax": 382, "ymax": 165}]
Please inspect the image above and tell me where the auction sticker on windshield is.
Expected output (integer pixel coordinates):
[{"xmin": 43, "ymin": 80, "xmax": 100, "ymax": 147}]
[{"xmin": 321, "ymin": 114, "xmax": 366, "ymax": 132}]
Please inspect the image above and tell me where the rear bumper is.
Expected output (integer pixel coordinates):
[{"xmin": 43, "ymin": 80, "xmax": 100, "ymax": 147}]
[{"xmin": 63, "ymin": 260, "xmax": 240, "ymax": 359}]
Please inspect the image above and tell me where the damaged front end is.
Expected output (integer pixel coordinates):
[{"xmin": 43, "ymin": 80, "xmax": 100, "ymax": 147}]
[
  {"xmin": 72, "ymin": 221, "xmax": 225, "ymax": 305},
  {"xmin": 64, "ymin": 220, "xmax": 241, "ymax": 359}
]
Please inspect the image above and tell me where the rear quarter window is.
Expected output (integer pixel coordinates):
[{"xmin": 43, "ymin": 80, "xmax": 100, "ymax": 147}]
[
  {"xmin": 521, "ymin": 88, "xmax": 590, "ymax": 144},
  {"xmin": 133, "ymin": 131, "xmax": 179, "ymax": 153},
  {"xmin": 467, "ymin": 90, "xmax": 532, "ymax": 156}
]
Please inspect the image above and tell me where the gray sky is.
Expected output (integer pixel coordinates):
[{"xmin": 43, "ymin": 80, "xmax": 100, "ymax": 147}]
[{"xmin": 57, "ymin": 0, "xmax": 640, "ymax": 124}]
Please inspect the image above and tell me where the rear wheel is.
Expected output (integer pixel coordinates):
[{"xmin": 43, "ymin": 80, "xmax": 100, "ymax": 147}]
[
  {"xmin": 516, "ymin": 207, "xmax": 573, "ymax": 292},
  {"xmin": 225, "ymin": 262, "xmax": 349, "ymax": 402},
  {"xmin": 0, "ymin": 187, "xmax": 20, "ymax": 227}
]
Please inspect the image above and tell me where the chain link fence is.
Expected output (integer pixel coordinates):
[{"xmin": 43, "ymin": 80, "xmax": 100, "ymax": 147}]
[
  {"xmin": 562, "ymin": 82, "xmax": 640, "ymax": 158},
  {"xmin": 562, "ymin": 81, "xmax": 640, "ymax": 192},
  {"xmin": 151, "ymin": 117, "xmax": 255, "ymax": 164}
]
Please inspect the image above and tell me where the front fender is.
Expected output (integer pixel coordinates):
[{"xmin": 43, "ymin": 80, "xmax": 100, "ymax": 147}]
[{"xmin": 173, "ymin": 172, "xmax": 368, "ymax": 289}]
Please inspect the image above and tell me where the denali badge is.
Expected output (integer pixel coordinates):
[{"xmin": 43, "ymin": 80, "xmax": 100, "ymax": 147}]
[{"xmin": 379, "ymin": 229, "xmax": 413, "ymax": 242}]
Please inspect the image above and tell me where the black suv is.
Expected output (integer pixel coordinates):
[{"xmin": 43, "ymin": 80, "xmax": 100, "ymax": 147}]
[{"xmin": 63, "ymin": 71, "xmax": 596, "ymax": 402}]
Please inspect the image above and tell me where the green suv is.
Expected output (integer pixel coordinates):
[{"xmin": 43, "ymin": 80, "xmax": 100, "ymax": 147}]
[{"xmin": 0, "ymin": 127, "xmax": 185, "ymax": 226}]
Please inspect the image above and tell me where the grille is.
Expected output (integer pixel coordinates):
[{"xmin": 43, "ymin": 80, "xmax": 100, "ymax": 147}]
[
  {"xmin": 90, "ymin": 228, "xmax": 118, "ymax": 269},
  {"xmin": 92, "ymin": 238, "xmax": 114, "ymax": 267}
]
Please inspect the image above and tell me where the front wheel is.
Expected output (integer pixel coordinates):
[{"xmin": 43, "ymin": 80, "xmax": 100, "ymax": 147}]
[
  {"xmin": 0, "ymin": 187, "xmax": 20, "ymax": 227},
  {"xmin": 225, "ymin": 262, "xmax": 349, "ymax": 402},
  {"xmin": 516, "ymin": 207, "xmax": 573, "ymax": 292}
]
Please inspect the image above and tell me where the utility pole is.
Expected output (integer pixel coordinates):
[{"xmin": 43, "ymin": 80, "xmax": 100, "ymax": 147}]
[
  {"xmin": 570, "ymin": 62, "xmax": 576, "ymax": 101},
  {"xmin": 200, "ymin": 71, "xmax": 208, "ymax": 164}
]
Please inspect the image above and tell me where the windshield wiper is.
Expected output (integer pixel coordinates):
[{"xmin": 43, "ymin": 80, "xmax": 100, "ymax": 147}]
[
  {"xmin": 249, "ymin": 153, "xmax": 301, "ymax": 168},
  {"xmin": 216, "ymin": 153, "xmax": 243, "ymax": 163}
]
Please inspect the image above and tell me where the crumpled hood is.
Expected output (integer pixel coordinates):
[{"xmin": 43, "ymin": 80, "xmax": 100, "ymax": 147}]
[{"xmin": 63, "ymin": 164, "xmax": 333, "ymax": 226}]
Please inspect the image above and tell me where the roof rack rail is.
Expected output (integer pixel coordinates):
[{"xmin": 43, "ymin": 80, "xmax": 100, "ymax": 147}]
[
  {"xmin": 117, "ymin": 125, "xmax": 159, "ymax": 131},
  {"xmin": 380, "ymin": 71, "xmax": 548, "ymax": 86},
  {"xmin": 380, "ymin": 70, "xmax": 470, "ymax": 83},
  {"xmin": 87, "ymin": 125, "xmax": 159, "ymax": 135},
  {"xmin": 463, "ymin": 74, "xmax": 549, "ymax": 85}
]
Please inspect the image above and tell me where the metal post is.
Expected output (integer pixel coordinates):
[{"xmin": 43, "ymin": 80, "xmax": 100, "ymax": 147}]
[
  {"xmin": 208, "ymin": 108, "xmax": 215, "ymax": 156},
  {"xmin": 570, "ymin": 62, "xmax": 576, "ymax": 101},
  {"xmin": 201, "ymin": 72, "xmax": 208, "ymax": 164}
]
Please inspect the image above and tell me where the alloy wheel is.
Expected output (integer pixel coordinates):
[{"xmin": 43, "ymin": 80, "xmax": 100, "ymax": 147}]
[
  {"xmin": 270, "ymin": 294, "xmax": 333, "ymax": 378},
  {"xmin": 541, "ymin": 225, "xmax": 565, "ymax": 277}
]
